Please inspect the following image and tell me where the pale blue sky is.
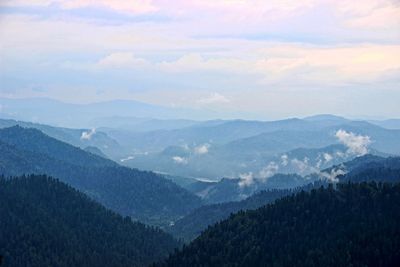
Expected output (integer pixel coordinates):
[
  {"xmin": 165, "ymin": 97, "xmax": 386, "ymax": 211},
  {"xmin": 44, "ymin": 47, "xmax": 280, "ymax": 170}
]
[{"xmin": 0, "ymin": 0, "xmax": 399, "ymax": 119}]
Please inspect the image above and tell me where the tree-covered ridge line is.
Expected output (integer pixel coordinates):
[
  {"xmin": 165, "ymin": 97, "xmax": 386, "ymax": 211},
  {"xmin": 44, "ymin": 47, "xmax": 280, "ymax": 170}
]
[
  {"xmin": 0, "ymin": 126, "xmax": 203, "ymax": 226},
  {"xmin": 168, "ymin": 155, "xmax": 400, "ymax": 242},
  {"xmin": 0, "ymin": 174, "xmax": 180, "ymax": 267},
  {"xmin": 169, "ymin": 181, "xmax": 331, "ymax": 242},
  {"xmin": 156, "ymin": 182, "xmax": 400, "ymax": 267}
]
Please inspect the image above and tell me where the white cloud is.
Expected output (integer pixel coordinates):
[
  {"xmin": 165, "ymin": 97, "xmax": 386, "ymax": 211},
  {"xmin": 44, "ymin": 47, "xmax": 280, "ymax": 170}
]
[
  {"xmin": 259, "ymin": 161, "xmax": 279, "ymax": 181},
  {"xmin": 81, "ymin": 128, "xmax": 96, "ymax": 140},
  {"xmin": 120, "ymin": 155, "xmax": 135, "ymax": 162},
  {"xmin": 335, "ymin": 129, "xmax": 371, "ymax": 156},
  {"xmin": 172, "ymin": 156, "xmax": 188, "ymax": 165},
  {"xmin": 280, "ymin": 154, "xmax": 289, "ymax": 166},
  {"xmin": 323, "ymin": 153, "xmax": 333, "ymax": 163},
  {"xmin": 194, "ymin": 143, "xmax": 210, "ymax": 155},
  {"xmin": 197, "ymin": 93, "xmax": 230, "ymax": 105},
  {"xmin": 291, "ymin": 157, "xmax": 320, "ymax": 175},
  {"xmin": 61, "ymin": 0, "xmax": 158, "ymax": 14},
  {"xmin": 319, "ymin": 167, "xmax": 347, "ymax": 183},
  {"xmin": 238, "ymin": 172, "xmax": 254, "ymax": 187},
  {"xmin": 95, "ymin": 52, "xmax": 150, "ymax": 69},
  {"xmin": 1, "ymin": 0, "xmax": 400, "ymax": 119},
  {"xmin": 1, "ymin": 0, "xmax": 158, "ymax": 14},
  {"xmin": 0, "ymin": 0, "xmax": 53, "ymax": 7},
  {"xmin": 335, "ymin": 0, "xmax": 400, "ymax": 29}
]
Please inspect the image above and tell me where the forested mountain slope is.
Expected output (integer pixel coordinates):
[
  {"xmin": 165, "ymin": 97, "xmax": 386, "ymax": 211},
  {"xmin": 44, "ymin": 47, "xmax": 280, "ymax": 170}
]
[
  {"xmin": 0, "ymin": 175, "xmax": 179, "ymax": 267},
  {"xmin": 0, "ymin": 118, "xmax": 123, "ymax": 158},
  {"xmin": 0, "ymin": 126, "xmax": 202, "ymax": 226},
  {"xmin": 157, "ymin": 182, "xmax": 400, "ymax": 267},
  {"xmin": 168, "ymin": 188, "xmax": 297, "ymax": 241},
  {"xmin": 170, "ymin": 155, "xmax": 400, "ymax": 242}
]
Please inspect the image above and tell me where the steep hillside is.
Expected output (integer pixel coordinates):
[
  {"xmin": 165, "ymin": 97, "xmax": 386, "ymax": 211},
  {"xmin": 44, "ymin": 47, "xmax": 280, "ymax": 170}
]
[
  {"xmin": 0, "ymin": 126, "xmax": 202, "ymax": 226},
  {"xmin": 157, "ymin": 182, "xmax": 400, "ymax": 267},
  {"xmin": 0, "ymin": 118, "xmax": 124, "ymax": 158},
  {"xmin": 0, "ymin": 175, "xmax": 179, "ymax": 267},
  {"xmin": 170, "ymin": 156, "xmax": 400, "ymax": 241},
  {"xmin": 168, "ymin": 188, "xmax": 297, "ymax": 241}
]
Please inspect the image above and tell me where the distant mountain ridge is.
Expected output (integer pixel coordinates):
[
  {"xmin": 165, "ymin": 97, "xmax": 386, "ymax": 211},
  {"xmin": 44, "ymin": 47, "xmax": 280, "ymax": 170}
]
[
  {"xmin": 0, "ymin": 97, "xmax": 220, "ymax": 127},
  {"xmin": 0, "ymin": 118, "xmax": 125, "ymax": 159},
  {"xmin": 122, "ymin": 117, "xmax": 400, "ymax": 180}
]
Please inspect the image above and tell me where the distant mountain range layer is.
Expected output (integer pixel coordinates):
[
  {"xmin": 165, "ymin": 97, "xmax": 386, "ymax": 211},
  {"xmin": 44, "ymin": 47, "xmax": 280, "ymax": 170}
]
[
  {"xmin": 0, "ymin": 175, "xmax": 179, "ymax": 267},
  {"xmin": 0, "ymin": 126, "xmax": 202, "ymax": 226},
  {"xmin": 0, "ymin": 97, "xmax": 219, "ymax": 127},
  {"xmin": 1, "ymin": 110, "xmax": 400, "ymax": 181},
  {"xmin": 157, "ymin": 182, "xmax": 400, "ymax": 267},
  {"xmin": 122, "ymin": 118, "xmax": 400, "ymax": 180}
]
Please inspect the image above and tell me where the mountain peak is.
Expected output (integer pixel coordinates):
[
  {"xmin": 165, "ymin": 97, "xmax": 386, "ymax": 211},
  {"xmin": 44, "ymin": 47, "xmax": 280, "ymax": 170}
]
[{"xmin": 304, "ymin": 114, "xmax": 347, "ymax": 121}]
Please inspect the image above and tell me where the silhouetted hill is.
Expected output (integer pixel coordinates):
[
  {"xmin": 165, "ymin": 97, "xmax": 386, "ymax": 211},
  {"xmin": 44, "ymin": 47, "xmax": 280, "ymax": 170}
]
[
  {"xmin": 168, "ymin": 188, "xmax": 299, "ymax": 242},
  {"xmin": 334, "ymin": 155, "xmax": 400, "ymax": 183},
  {"xmin": 0, "ymin": 174, "xmax": 179, "ymax": 267},
  {"xmin": 157, "ymin": 182, "xmax": 400, "ymax": 267}
]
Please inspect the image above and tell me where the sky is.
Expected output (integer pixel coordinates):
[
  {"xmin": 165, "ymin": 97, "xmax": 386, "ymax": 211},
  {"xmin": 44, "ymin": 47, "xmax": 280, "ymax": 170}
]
[{"xmin": 0, "ymin": 0, "xmax": 399, "ymax": 120}]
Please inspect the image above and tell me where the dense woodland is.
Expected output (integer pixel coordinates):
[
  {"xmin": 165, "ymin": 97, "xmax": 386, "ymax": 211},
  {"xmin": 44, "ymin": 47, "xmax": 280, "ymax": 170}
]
[
  {"xmin": 169, "ymin": 182, "xmax": 327, "ymax": 241},
  {"xmin": 170, "ymin": 156, "xmax": 400, "ymax": 242},
  {"xmin": 0, "ymin": 175, "xmax": 180, "ymax": 267},
  {"xmin": 0, "ymin": 126, "xmax": 202, "ymax": 226},
  {"xmin": 158, "ymin": 182, "xmax": 400, "ymax": 267},
  {"xmin": 339, "ymin": 156, "xmax": 400, "ymax": 183},
  {"xmin": 1, "ymin": 125, "xmax": 400, "ymax": 267}
]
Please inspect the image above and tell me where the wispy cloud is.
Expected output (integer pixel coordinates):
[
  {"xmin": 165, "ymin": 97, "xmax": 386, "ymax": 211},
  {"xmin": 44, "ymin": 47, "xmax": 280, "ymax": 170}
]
[
  {"xmin": 194, "ymin": 143, "xmax": 210, "ymax": 155},
  {"xmin": 81, "ymin": 128, "xmax": 96, "ymax": 140},
  {"xmin": 335, "ymin": 129, "xmax": 371, "ymax": 156},
  {"xmin": 1, "ymin": 0, "xmax": 158, "ymax": 15},
  {"xmin": 238, "ymin": 172, "xmax": 254, "ymax": 188},
  {"xmin": 172, "ymin": 156, "xmax": 188, "ymax": 165},
  {"xmin": 197, "ymin": 93, "xmax": 230, "ymax": 105},
  {"xmin": 1, "ymin": 0, "xmax": 399, "ymax": 118}
]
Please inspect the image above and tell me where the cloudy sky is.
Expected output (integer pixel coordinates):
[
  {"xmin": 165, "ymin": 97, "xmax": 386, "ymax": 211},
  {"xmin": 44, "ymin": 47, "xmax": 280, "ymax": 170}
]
[{"xmin": 0, "ymin": 0, "xmax": 399, "ymax": 119}]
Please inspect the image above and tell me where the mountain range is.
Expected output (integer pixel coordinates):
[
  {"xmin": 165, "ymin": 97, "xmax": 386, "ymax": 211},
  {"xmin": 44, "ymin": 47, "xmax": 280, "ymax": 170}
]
[{"xmin": 0, "ymin": 126, "xmax": 202, "ymax": 226}]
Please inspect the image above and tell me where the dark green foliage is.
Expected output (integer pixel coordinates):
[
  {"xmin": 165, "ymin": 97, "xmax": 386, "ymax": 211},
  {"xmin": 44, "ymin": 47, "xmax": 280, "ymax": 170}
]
[
  {"xmin": 340, "ymin": 156, "xmax": 400, "ymax": 183},
  {"xmin": 0, "ymin": 126, "xmax": 202, "ymax": 226},
  {"xmin": 168, "ymin": 188, "xmax": 295, "ymax": 242},
  {"xmin": 0, "ymin": 175, "xmax": 180, "ymax": 267},
  {"xmin": 169, "ymin": 182, "xmax": 327, "ymax": 242},
  {"xmin": 170, "ymin": 156, "xmax": 400, "ymax": 242},
  {"xmin": 158, "ymin": 182, "xmax": 400, "ymax": 267}
]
